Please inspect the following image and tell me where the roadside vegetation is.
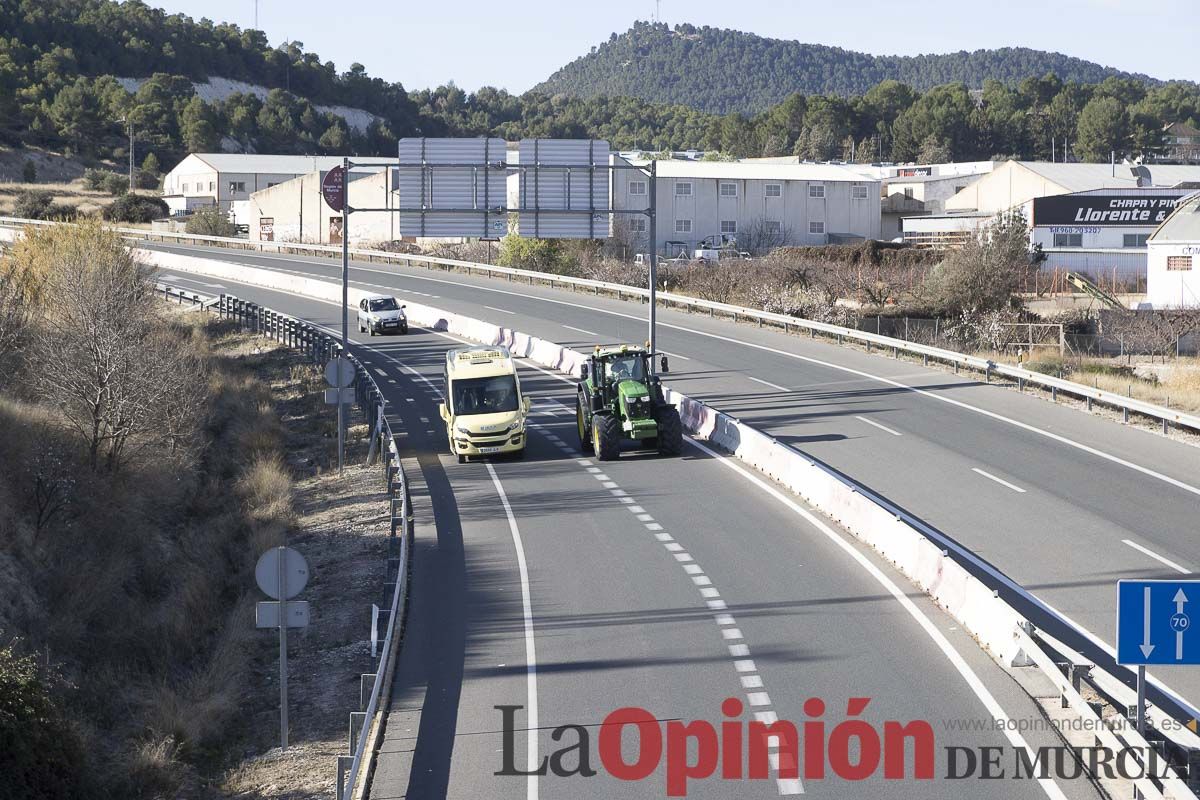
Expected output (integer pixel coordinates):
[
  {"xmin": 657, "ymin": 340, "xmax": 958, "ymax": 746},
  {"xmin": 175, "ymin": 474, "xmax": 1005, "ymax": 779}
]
[{"xmin": 0, "ymin": 221, "xmax": 331, "ymax": 798}]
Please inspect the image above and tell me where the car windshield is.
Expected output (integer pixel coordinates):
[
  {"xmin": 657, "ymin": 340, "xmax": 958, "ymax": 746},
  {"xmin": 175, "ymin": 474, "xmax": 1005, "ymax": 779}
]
[
  {"xmin": 452, "ymin": 376, "xmax": 519, "ymax": 416},
  {"xmin": 605, "ymin": 355, "xmax": 646, "ymax": 383},
  {"xmin": 369, "ymin": 298, "xmax": 399, "ymax": 312}
]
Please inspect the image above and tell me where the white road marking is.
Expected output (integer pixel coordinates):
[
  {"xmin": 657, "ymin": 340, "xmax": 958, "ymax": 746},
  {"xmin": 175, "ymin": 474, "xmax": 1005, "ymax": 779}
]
[
  {"xmin": 688, "ymin": 434, "xmax": 1069, "ymax": 800},
  {"xmin": 855, "ymin": 415, "xmax": 902, "ymax": 436},
  {"xmin": 484, "ymin": 305, "xmax": 515, "ymax": 314},
  {"xmin": 728, "ymin": 644, "xmax": 750, "ymax": 657},
  {"xmin": 1123, "ymin": 539, "xmax": 1191, "ymax": 574},
  {"xmin": 484, "ymin": 462, "xmax": 539, "ymax": 800},
  {"xmin": 562, "ymin": 324, "xmax": 598, "ymax": 336},
  {"xmin": 971, "ymin": 467, "xmax": 1027, "ymax": 494},
  {"xmin": 747, "ymin": 376, "xmax": 790, "ymax": 392},
  {"xmin": 646, "ymin": 522, "xmax": 663, "ymax": 531},
  {"xmin": 374, "ymin": 368, "xmax": 388, "ymax": 376}
]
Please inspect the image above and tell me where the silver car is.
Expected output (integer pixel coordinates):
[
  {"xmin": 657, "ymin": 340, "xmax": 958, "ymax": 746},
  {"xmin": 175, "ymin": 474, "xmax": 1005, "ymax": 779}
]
[{"xmin": 357, "ymin": 294, "xmax": 408, "ymax": 335}]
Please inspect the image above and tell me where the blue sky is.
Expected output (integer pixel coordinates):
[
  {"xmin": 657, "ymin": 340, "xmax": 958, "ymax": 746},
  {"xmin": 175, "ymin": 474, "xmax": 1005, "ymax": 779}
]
[{"xmin": 151, "ymin": 0, "xmax": 1199, "ymax": 92}]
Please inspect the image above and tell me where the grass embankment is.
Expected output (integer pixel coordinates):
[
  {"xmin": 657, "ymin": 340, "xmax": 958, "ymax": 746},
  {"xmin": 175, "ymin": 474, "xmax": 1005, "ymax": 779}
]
[
  {"xmin": 0, "ymin": 312, "xmax": 337, "ymax": 798},
  {"xmin": 1007, "ymin": 353, "xmax": 1200, "ymax": 415}
]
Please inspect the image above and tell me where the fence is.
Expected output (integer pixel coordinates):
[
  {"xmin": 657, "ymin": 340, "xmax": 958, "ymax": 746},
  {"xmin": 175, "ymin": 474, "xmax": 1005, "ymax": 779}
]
[
  {"xmin": 15, "ymin": 216, "xmax": 1200, "ymax": 437},
  {"xmin": 158, "ymin": 284, "xmax": 412, "ymax": 800}
]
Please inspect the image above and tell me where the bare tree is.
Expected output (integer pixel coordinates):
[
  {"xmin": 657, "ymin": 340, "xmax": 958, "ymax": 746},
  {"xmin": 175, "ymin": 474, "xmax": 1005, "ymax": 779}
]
[
  {"xmin": 923, "ymin": 209, "xmax": 1036, "ymax": 316},
  {"xmin": 1104, "ymin": 310, "xmax": 1200, "ymax": 361},
  {"xmin": 740, "ymin": 218, "xmax": 795, "ymax": 256},
  {"xmin": 25, "ymin": 223, "xmax": 208, "ymax": 472},
  {"xmin": 0, "ymin": 259, "xmax": 31, "ymax": 373}
]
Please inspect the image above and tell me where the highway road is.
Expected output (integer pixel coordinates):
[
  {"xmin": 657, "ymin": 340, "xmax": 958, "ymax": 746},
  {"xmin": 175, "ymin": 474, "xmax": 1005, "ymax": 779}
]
[
  {"xmin": 165, "ymin": 270, "xmax": 1106, "ymax": 798},
  {"xmin": 151, "ymin": 241, "xmax": 1200, "ymax": 718}
]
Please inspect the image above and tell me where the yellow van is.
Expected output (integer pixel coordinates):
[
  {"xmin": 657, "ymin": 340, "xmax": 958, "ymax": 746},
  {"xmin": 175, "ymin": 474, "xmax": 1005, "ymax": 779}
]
[{"xmin": 439, "ymin": 346, "xmax": 531, "ymax": 463}]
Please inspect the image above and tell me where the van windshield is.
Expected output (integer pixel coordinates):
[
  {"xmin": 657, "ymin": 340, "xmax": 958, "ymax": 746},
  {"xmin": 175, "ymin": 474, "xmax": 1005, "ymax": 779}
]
[
  {"xmin": 452, "ymin": 375, "xmax": 519, "ymax": 416},
  {"xmin": 369, "ymin": 298, "xmax": 399, "ymax": 312}
]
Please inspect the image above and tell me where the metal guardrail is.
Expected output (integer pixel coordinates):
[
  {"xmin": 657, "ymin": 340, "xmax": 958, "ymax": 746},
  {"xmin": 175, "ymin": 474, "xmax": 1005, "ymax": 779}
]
[
  {"xmin": 161, "ymin": 284, "xmax": 412, "ymax": 800},
  {"xmin": 12, "ymin": 215, "xmax": 1200, "ymax": 435}
]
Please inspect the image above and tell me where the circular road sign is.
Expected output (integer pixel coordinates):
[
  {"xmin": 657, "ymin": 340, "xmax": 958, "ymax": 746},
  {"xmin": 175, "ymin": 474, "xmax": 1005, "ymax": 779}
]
[
  {"xmin": 325, "ymin": 356, "xmax": 355, "ymax": 388},
  {"xmin": 321, "ymin": 166, "xmax": 346, "ymax": 212},
  {"xmin": 255, "ymin": 547, "xmax": 310, "ymax": 600}
]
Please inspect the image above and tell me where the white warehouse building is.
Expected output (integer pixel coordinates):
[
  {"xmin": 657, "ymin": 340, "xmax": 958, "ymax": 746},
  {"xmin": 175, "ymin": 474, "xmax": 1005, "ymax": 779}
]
[
  {"xmin": 1145, "ymin": 192, "xmax": 1200, "ymax": 308},
  {"xmin": 162, "ymin": 154, "xmax": 389, "ymax": 216},
  {"xmin": 612, "ymin": 160, "xmax": 881, "ymax": 256}
]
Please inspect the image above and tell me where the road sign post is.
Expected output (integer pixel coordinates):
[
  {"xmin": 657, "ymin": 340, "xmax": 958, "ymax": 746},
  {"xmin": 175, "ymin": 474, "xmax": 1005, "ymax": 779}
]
[
  {"xmin": 1117, "ymin": 579, "xmax": 1200, "ymax": 735},
  {"xmin": 322, "ymin": 165, "xmax": 349, "ymax": 473},
  {"xmin": 256, "ymin": 546, "xmax": 311, "ymax": 750},
  {"xmin": 340, "ymin": 156, "xmax": 350, "ymax": 474}
]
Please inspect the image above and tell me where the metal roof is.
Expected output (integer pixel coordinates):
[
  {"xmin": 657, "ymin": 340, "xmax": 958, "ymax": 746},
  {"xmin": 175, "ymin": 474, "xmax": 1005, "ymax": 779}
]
[
  {"xmin": 1148, "ymin": 191, "xmax": 1200, "ymax": 243},
  {"xmin": 188, "ymin": 153, "xmax": 397, "ymax": 174},
  {"xmin": 1016, "ymin": 161, "xmax": 1200, "ymax": 192},
  {"xmin": 654, "ymin": 161, "xmax": 875, "ymax": 183}
]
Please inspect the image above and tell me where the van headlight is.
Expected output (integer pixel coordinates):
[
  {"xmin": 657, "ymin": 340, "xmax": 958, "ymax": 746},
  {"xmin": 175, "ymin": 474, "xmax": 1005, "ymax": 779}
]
[
  {"xmin": 455, "ymin": 426, "xmax": 471, "ymax": 435},
  {"xmin": 508, "ymin": 421, "xmax": 523, "ymax": 431}
]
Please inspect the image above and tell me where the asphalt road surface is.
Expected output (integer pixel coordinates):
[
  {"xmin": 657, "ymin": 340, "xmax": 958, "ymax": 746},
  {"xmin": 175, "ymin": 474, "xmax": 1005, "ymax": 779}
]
[
  {"xmin": 164, "ymin": 270, "xmax": 1111, "ymax": 799},
  {"xmin": 151, "ymin": 242, "xmax": 1200, "ymax": 720}
]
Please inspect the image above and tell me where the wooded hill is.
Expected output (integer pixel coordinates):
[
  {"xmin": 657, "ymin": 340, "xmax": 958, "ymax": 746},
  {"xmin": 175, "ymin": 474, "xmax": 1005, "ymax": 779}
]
[{"xmin": 533, "ymin": 22, "xmax": 1159, "ymax": 115}]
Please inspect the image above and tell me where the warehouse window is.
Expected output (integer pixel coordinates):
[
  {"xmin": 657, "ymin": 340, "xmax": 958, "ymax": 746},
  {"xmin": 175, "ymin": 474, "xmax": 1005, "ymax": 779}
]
[
  {"xmin": 721, "ymin": 220, "xmax": 737, "ymax": 234},
  {"xmin": 764, "ymin": 221, "xmax": 782, "ymax": 234},
  {"xmin": 903, "ymin": 187, "xmax": 914, "ymax": 198},
  {"xmin": 1167, "ymin": 255, "xmax": 1193, "ymax": 271},
  {"xmin": 182, "ymin": 183, "xmax": 189, "ymax": 193},
  {"xmin": 629, "ymin": 217, "xmax": 647, "ymax": 233},
  {"xmin": 719, "ymin": 182, "xmax": 737, "ymax": 197},
  {"xmin": 1123, "ymin": 233, "xmax": 1149, "ymax": 248},
  {"xmin": 809, "ymin": 184, "xmax": 825, "ymax": 198},
  {"xmin": 230, "ymin": 181, "xmax": 246, "ymax": 193},
  {"xmin": 675, "ymin": 182, "xmax": 693, "ymax": 196},
  {"xmin": 676, "ymin": 219, "xmax": 692, "ymax": 233},
  {"xmin": 629, "ymin": 180, "xmax": 647, "ymax": 196},
  {"xmin": 1053, "ymin": 232, "xmax": 1083, "ymax": 247},
  {"xmin": 209, "ymin": 181, "xmax": 216, "ymax": 191},
  {"xmin": 852, "ymin": 184, "xmax": 869, "ymax": 200},
  {"xmin": 765, "ymin": 183, "xmax": 782, "ymax": 198},
  {"xmin": 809, "ymin": 221, "xmax": 825, "ymax": 235}
]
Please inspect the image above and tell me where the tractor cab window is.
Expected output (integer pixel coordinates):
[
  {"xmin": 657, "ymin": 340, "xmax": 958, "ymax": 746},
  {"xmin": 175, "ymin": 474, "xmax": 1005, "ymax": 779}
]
[
  {"xmin": 369, "ymin": 298, "xmax": 399, "ymax": 312},
  {"xmin": 452, "ymin": 375, "xmax": 519, "ymax": 416},
  {"xmin": 605, "ymin": 356, "xmax": 646, "ymax": 383}
]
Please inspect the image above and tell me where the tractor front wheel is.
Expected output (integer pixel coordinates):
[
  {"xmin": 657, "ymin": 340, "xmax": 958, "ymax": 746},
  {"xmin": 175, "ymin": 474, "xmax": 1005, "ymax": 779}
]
[
  {"xmin": 592, "ymin": 413, "xmax": 621, "ymax": 461},
  {"xmin": 576, "ymin": 397, "xmax": 594, "ymax": 453},
  {"xmin": 656, "ymin": 406, "xmax": 683, "ymax": 456}
]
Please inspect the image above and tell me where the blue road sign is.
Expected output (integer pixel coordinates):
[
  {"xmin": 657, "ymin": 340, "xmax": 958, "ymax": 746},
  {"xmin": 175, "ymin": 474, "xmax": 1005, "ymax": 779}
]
[{"xmin": 1118, "ymin": 580, "xmax": 1200, "ymax": 666}]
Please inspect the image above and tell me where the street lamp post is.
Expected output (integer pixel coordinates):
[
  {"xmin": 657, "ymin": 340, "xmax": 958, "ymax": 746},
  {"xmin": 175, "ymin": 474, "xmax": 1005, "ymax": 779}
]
[{"xmin": 119, "ymin": 116, "xmax": 136, "ymax": 191}]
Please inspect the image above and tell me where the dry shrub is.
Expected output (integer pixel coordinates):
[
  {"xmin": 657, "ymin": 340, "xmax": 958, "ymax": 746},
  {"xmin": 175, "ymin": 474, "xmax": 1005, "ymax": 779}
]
[
  {"xmin": 238, "ymin": 456, "xmax": 294, "ymax": 527},
  {"xmin": 0, "ymin": 309, "xmax": 297, "ymax": 798}
]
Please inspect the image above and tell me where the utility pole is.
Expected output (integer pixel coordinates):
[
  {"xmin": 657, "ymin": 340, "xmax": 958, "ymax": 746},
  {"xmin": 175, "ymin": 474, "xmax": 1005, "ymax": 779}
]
[
  {"xmin": 129, "ymin": 120, "xmax": 135, "ymax": 191},
  {"xmin": 647, "ymin": 159, "xmax": 658, "ymax": 362}
]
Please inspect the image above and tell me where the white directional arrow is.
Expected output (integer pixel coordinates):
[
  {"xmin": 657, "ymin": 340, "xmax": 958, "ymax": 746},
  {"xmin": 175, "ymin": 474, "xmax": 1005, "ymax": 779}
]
[
  {"xmin": 1141, "ymin": 586, "xmax": 1155, "ymax": 659},
  {"xmin": 1175, "ymin": 588, "xmax": 1188, "ymax": 661}
]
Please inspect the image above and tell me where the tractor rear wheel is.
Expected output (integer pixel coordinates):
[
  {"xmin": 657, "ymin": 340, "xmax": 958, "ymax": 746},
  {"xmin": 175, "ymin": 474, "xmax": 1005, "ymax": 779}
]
[
  {"xmin": 576, "ymin": 396, "xmax": 593, "ymax": 454},
  {"xmin": 592, "ymin": 413, "xmax": 621, "ymax": 461},
  {"xmin": 656, "ymin": 406, "xmax": 683, "ymax": 456}
]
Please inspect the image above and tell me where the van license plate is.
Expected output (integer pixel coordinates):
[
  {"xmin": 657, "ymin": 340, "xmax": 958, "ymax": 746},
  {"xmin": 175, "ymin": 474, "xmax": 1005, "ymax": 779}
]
[{"xmin": 479, "ymin": 446, "xmax": 502, "ymax": 454}]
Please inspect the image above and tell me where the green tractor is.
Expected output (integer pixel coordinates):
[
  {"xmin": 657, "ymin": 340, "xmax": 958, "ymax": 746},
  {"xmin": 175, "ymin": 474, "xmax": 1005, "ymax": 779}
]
[{"xmin": 575, "ymin": 344, "xmax": 683, "ymax": 460}]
